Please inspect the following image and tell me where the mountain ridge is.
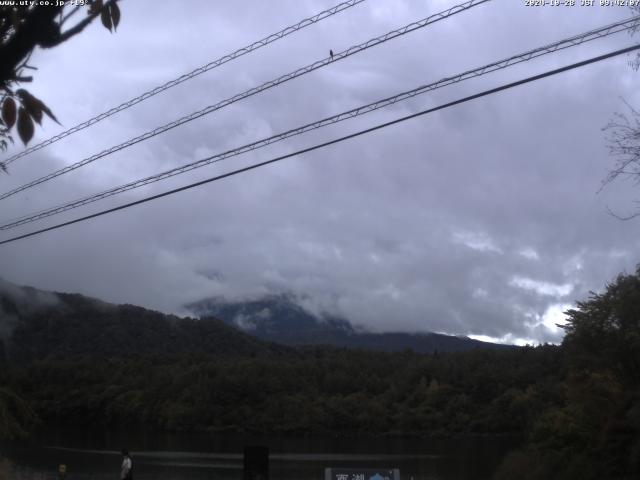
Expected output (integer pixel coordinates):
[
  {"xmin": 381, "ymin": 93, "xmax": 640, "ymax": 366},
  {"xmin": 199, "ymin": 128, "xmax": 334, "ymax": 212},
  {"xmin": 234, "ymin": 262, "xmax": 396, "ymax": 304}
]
[
  {"xmin": 0, "ymin": 280, "xmax": 289, "ymax": 362},
  {"xmin": 0, "ymin": 279, "xmax": 513, "ymax": 363},
  {"xmin": 187, "ymin": 293, "xmax": 514, "ymax": 353}
]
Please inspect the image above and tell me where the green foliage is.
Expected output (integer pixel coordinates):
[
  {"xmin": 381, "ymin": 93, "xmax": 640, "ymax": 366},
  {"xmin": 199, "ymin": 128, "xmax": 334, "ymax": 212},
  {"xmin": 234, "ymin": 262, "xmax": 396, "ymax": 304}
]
[
  {"xmin": 3, "ymin": 292, "xmax": 287, "ymax": 361},
  {"xmin": 498, "ymin": 265, "xmax": 640, "ymax": 479},
  {"xmin": 563, "ymin": 265, "xmax": 640, "ymax": 383},
  {"xmin": 0, "ymin": 0, "xmax": 121, "ymax": 169},
  {"xmin": 0, "ymin": 457, "xmax": 13, "ymax": 480},
  {"xmin": 0, "ymin": 387, "xmax": 37, "ymax": 440},
  {"xmin": 0, "ymin": 346, "xmax": 563, "ymax": 438}
]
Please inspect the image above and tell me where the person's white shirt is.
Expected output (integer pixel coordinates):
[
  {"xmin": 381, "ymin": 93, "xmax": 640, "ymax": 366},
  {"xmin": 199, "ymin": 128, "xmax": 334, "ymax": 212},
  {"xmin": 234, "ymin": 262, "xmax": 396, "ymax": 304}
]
[{"xmin": 121, "ymin": 456, "xmax": 132, "ymax": 479}]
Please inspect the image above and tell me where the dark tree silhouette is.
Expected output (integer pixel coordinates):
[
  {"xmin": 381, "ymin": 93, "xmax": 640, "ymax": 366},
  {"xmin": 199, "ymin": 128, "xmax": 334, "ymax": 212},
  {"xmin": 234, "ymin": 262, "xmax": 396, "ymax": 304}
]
[{"xmin": 0, "ymin": 0, "xmax": 121, "ymax": 171}]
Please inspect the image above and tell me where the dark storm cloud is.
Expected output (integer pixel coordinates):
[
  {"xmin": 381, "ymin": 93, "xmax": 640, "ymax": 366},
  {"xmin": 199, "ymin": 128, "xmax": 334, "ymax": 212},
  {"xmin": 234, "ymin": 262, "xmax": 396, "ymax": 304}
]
[{"xmin": 0, "ymin": 0, "xmax": 639, "ymax": 344}]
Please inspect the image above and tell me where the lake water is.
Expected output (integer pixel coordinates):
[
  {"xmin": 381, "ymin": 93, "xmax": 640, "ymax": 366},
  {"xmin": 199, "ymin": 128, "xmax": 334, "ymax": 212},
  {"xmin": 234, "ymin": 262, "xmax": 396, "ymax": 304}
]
[{"xmin": 0, "ymin": 428, "xmax": 517, "ymax": 480}]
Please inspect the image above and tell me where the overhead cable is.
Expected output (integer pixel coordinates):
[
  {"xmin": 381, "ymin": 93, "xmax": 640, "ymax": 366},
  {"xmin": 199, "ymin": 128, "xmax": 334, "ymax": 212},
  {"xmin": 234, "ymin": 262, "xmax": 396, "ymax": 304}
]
[
  {"xmin": 1, "ymin": 0, "xmax": 366, "ymax": 166},
  {"xmin": 1, "ymin": 43, "xmax": 637, "ymax": 246},
  {"xmin": 0, "ymin": 0, "xmax": 491, "ymax": 201},
  {"xmin": 2, "ymin": 16, "xmax": 638, "ymax": 230}
]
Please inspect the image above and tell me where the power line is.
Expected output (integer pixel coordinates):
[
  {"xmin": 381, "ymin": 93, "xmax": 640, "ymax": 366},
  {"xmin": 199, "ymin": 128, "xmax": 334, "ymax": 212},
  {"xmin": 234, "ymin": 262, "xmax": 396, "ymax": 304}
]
[
  {"xmin": 2, "ymin": 15, "xmax": 638, "ymax": 230},
  {"xmin": 0, "ymin": 0, "xmax": 491, "ymax": 201},
  {"xmin": 1, "ymin": 43, "xmax": 637, "ymax": 247},
  {"xmin": 1, "ymin": 0, "xmax": 366, "ymax": 167}
]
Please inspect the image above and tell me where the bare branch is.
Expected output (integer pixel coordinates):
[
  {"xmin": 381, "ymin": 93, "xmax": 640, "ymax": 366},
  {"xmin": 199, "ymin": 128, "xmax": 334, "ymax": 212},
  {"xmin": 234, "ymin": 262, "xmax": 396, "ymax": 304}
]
[
  {"xmin": 0, "ymin": 6, "xmax": 63, "ymax": 81},
  {"xmin": 57, "ymin": 13, "xmax": 97, "ymax": 44},
  {"xmin": 601, "ymin": 99, "xmax": 640, "ymax": 193},
  {"xmin": 57, "ymin": 0, "xmax": 117, "ymax": 44},
  {"xmin": 59, "ymin": 5, "xmax": 81, "ymax": 27},
  {"xmin": 606, "ymin": 205, "xmax": 640, "ymax": 221},
  {"xmin": 15, "ymin": 50, "xmax": 33, "ymax": 71},
  {"xmin": 0, "ymin": 1, "xmax": 121, "ymax": 155}
]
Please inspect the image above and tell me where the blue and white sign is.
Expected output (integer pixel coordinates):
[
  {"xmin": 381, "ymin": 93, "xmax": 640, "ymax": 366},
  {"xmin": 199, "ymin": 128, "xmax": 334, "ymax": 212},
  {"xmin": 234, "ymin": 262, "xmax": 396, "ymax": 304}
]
[{"xmin": 324, "ymin": 468, "xmax": 400, "ymax": 480}]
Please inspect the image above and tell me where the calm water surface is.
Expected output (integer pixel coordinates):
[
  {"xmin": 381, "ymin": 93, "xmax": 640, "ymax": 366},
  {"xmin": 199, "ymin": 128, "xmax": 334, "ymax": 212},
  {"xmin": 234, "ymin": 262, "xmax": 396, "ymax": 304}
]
[{"xmin": 1, "ymin": 428, "xmax": 518, "ymax": 480}]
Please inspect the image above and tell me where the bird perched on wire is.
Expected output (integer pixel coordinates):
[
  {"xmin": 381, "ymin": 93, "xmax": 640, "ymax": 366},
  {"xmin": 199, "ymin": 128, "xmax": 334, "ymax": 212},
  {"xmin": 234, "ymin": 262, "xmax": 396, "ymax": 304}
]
[{"xmin": 330, "ymin": 49, "xmax": 334, "ymax": 60}]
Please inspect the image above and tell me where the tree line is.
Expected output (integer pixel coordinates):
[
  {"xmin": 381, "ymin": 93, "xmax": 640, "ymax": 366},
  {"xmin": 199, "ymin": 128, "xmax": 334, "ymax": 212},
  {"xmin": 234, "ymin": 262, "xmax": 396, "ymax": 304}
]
[{"xmin": 1, "ymin": 265, "xmax": 639, "ymax": 479}]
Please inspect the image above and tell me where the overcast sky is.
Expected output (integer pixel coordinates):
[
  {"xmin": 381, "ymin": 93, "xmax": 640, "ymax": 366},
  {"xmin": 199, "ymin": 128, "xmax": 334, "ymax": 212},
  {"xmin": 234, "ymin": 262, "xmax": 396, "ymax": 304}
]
[{"xmin": 1, "ymin": 0, "xmax": 639, "ymax": 345}]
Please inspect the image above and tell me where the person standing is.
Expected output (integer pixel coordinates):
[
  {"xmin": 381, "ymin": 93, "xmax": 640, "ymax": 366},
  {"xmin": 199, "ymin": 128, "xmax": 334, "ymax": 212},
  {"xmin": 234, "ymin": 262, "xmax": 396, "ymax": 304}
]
[{"xmin": 120, "ymin": 449, "xmax": 133, "ymax": 480}]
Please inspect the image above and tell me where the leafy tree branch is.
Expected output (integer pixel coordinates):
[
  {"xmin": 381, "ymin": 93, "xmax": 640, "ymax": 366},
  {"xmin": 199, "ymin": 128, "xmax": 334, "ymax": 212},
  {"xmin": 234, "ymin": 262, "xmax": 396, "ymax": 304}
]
[{"xmin": 0, "ymin": 0, "xmax": 121, "ymax": 172}]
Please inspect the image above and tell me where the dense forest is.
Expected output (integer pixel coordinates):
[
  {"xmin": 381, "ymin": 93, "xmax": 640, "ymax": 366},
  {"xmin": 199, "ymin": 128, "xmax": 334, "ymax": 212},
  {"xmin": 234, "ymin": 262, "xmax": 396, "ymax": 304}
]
[
  {"xmin": 494, "ymin": 265, "xmax": 640, "ymax": 480},
  {"xmin": 1, "ymin": 265, "xmax": 639, "ymax": 479},
  {"xmin": 0, "ymin": 346, "xmax": 562, "ymax": 436}
]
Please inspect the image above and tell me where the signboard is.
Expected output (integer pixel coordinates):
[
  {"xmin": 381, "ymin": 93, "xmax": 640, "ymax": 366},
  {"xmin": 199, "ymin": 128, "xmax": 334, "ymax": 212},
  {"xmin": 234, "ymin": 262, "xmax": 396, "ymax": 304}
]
[
  {"xmin": 244, "ymin": 446, "xmax": 269, "ymax": 480},
  {"xmin": 325, "ymin": 468, "xmax": 400, "ymax": 480}
]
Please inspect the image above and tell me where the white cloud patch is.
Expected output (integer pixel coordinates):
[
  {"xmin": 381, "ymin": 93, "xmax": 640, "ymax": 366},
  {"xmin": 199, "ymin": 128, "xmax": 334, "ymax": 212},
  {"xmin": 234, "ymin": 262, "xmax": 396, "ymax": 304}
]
[
  {"xmin": 518, "ymin": 248, "xmax": 540, "ymax": 260},
  {"xmin": 609, "ymin": 249, "xmax": 628, "ymax": 259},
  {"xmin": 510, "ymin": 277, "xmax": 574, "ymax": 298},
  {"xmin": 522, "ymin": 303, "xmax": 572, "ymax": 344},
  {"xmin": 452, "ymin": 231, "xmax": 503, "ymax": 254},
  {"xmin": 541, "ymin": 303, "xmax": 571, "ymax": 331},
  {"xmin": 233, "ymin": 313, "xmax": 259, "ymax": 331},
  {"xmin": 468, "ymin": 333, "xmax": 537, "ymax": 347},
  {"xmin": 472, "ymin": 288, "xmax": 488, "ymax": 299}
]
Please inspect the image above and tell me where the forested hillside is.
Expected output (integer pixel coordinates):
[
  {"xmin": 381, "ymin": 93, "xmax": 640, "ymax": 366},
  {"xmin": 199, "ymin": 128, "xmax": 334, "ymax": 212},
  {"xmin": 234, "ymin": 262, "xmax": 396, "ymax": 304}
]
[
  {"xmin": 2, "ymin": 266, "xmax": 640, "ymax": 479},
  {"xmin": 0, "ymin": 286, "xmax": 288, "ymax": 362},
  {"xmin": 187, "ymin": 294, "xmax": 513, "ymax": 353},
  {"xmin": 495, "ymin": 266, "xmax": 640, "ymax": 480},
  {"xmin": 0, "ymin": 281, "xmax": 559, "ymax": 439},
  {"xmin": 0, "ymin": 346, "xmax": 562, "ymax": 436}
]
